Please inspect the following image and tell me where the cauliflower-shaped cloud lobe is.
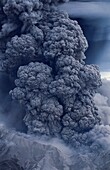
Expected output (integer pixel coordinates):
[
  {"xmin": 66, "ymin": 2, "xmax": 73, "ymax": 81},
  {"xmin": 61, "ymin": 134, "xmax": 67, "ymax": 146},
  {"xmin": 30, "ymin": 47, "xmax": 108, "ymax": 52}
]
[{"xmin": 0, "ymin": 0, "xmax": 102, "ymax": 147}]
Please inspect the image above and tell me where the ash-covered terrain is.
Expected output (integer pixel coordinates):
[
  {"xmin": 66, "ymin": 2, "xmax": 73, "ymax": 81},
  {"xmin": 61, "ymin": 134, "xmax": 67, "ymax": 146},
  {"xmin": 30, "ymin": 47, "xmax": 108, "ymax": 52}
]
[{"xmin": 0, "ymin": 0, "xmax": 110, "ymax": 169}]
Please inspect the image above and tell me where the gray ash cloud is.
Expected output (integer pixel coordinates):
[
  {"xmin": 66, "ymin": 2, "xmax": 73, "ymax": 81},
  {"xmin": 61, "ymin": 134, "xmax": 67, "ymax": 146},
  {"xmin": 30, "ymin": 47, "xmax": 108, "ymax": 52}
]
[
  {"xmin": 0, "ymin": 0, "xmax": 110, "ymax": 170},
  {"xmin": 0, "ymin": 1, "xmax": 110, "ymax": 169},
  {"xmin": 0, "ymin": 0, "xmax": 102, "ymax": 146}
]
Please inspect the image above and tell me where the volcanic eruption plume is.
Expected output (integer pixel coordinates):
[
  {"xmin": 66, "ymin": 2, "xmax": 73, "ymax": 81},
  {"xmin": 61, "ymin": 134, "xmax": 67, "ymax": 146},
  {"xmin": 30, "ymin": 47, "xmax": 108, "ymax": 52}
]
[{"xmin": 0, "ymin": 0, "xmax": 110, "ymax": 169}]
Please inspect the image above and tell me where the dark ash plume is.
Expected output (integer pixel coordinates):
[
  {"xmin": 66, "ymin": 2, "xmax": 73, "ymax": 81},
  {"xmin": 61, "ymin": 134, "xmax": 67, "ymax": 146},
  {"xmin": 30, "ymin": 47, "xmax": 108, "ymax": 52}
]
[
  {"xmin": 0, "ymin": 0, "xmax": 102, "ymax": 147},
  {"xmin": 0, "ymin": 0, "xmax": 110, "ymax": 169}
]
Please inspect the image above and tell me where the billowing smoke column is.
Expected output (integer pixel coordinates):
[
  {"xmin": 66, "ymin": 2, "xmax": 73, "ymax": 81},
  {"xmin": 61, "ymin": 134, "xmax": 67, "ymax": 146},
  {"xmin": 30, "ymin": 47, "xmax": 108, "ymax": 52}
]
[
  {"xmin": 1, "ymin": 0, "xmax": 110, "ymax": 169},
  {"xmin": 0, "ymin": 0, "xmax": 102, "ymax": 147}
]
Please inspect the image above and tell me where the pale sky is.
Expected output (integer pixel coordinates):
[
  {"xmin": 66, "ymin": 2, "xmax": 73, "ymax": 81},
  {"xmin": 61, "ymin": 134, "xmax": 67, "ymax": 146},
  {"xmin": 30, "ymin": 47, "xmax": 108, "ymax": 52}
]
[{"xmin": 101, "ymin": 72, "xmax": 110, "ymax": 80}]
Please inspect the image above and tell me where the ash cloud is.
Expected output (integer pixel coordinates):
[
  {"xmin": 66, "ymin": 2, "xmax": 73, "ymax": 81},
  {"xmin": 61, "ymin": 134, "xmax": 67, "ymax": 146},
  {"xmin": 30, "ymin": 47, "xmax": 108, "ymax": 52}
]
[
  {"xmin": 94, "ymin": 79, "xmax": 110, "ymax": 126},
  {"xmin": 0, "ymin": 0, "xmax": 110, "ymax": 169},
  {"xmin": 1, "ymin": 0, "xmax": 102, "ymax": 147}
]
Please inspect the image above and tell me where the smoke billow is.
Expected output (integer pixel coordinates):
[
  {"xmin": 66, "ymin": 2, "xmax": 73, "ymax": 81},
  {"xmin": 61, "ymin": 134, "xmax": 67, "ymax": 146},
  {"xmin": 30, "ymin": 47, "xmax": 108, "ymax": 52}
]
[
  {"xmin": 0, "ymin": 0, "xmax": 110, "ymax": 169},
  {"xmin": 94, "ymin": 79, "xmax": 110, "ymax": 125}
]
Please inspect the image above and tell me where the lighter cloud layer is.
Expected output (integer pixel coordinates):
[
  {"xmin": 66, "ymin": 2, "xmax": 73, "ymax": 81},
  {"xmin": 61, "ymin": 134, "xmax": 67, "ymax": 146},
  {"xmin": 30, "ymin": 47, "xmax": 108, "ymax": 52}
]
[{"xmin": 101, "ymin": 72, "xmax": 110, "ymax": 80}]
